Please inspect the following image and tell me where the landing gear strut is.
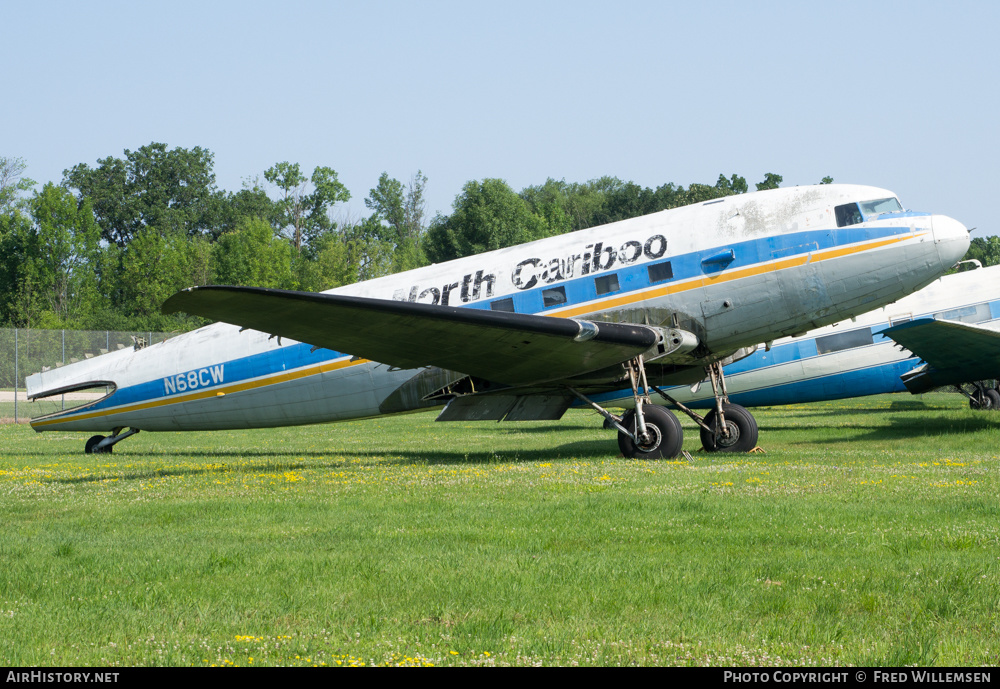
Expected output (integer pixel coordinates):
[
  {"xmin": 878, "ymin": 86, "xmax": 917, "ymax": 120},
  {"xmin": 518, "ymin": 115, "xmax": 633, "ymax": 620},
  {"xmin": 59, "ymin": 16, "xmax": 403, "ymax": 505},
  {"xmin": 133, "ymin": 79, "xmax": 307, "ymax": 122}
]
[
  {"xmin": 84, "ymin": 427, "xmax": 140, "ymax": 454},
  {"xmin": 569, "ymin": 356, "xmax": 759, "ymax": 459},
  {"xmin": 698, "ymin": 361, "xmax": 759, "ymax": 453},
  {"xmin": 568, "ymin": 355, "xmax": 684, "ymax": 459},
  {"xmin": 650, "ymin": 360, "xmax": 759, "ymax": 453},
  {"xmin": 700, "ymin": 403, "xmax": 759, "ymax": 453}
]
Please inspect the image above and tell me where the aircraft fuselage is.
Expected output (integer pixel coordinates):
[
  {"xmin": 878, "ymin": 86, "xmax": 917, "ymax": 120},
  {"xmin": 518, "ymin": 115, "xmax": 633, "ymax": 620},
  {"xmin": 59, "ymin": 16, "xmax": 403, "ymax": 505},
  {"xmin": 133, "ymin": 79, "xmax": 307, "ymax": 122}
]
[{"xmin": 26, "ymin": 184, "xmax": 970, "ymax": 435}]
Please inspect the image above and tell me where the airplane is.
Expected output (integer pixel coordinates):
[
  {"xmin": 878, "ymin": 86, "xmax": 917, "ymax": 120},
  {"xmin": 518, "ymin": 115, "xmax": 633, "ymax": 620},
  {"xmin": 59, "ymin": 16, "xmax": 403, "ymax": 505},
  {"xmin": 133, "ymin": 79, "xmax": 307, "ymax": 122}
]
[
  {"xmin": 24, "ymin": 184, "xmax": 970, "ymax": 459},
  {"xmin": 587, "ymin": 263, "xmax": 1000, "ymax": 419}
]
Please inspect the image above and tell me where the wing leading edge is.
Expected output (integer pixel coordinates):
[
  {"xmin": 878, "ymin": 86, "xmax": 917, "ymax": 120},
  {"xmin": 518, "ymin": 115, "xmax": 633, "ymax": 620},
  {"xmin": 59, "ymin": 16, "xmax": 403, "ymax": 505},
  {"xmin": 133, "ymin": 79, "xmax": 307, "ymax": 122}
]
[
  {"xmin": 884, "ymin": 318, "xmax": 1000, "ymax": 393},
  {"xmin": 163, "ymin": 286, "xmax": 666, "ymax": 386}
]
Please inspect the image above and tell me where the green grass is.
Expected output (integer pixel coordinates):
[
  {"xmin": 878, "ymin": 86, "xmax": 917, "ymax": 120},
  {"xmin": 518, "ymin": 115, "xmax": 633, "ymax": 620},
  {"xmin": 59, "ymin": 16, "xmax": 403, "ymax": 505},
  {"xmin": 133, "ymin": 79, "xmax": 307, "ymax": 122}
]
[{"xmin": 0, "ymin": 393, "xmax": 998, "ymax": 666}]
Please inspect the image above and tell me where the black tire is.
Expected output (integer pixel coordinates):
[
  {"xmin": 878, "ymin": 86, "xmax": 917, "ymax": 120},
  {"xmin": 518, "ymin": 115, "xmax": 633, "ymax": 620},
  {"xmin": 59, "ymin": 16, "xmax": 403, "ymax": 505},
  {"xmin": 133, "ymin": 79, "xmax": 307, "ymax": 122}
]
[
  {"xmin": 700, "ymin": 403, "xmax": 759, "ymax": 453},
  {"xmin": 970, "ymin": 388, "xmax": 993, "ymax": 410},
  {"xmin": 985, "ymin": 389, "xmax": 1000, "ymax": 410},
  {"xmin": 85, "ymin": 435, "xmax": 109, "ymax": 454},
  {"xmin": 617, "ymin": 405, "xmax": 684, "ymax": 459}
]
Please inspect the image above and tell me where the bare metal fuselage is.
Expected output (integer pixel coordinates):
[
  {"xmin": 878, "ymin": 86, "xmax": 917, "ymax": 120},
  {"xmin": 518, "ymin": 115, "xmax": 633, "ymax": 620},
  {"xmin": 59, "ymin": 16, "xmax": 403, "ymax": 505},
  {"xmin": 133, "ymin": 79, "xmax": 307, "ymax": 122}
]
[{"xmin": 26, "ymin": 184, "xmax": 970, "ymax": 434}]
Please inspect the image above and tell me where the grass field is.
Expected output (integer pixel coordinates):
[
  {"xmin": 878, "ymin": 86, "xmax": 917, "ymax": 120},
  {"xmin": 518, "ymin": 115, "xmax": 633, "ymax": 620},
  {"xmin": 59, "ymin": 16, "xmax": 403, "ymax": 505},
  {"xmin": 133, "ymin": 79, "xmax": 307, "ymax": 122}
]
[{"xmin": 1, "ymin": 392, "xmax": 998, "ymax": 667}]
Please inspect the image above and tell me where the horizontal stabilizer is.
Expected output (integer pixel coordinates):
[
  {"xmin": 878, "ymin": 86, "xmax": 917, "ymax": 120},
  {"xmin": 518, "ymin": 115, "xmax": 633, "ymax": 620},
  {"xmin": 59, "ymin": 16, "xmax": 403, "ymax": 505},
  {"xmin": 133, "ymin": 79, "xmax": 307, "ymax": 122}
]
[{"xmin": 163, "ymin": 286, "xmax": 661, "ymax": 386}]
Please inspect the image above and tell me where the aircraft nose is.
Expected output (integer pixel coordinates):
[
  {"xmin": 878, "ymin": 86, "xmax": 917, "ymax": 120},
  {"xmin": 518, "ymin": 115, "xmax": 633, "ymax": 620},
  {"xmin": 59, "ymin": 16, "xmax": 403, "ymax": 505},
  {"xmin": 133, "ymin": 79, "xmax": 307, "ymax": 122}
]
[{"xmin": 931, "ymin": 215, "xmax": 970, "ymax": 266}]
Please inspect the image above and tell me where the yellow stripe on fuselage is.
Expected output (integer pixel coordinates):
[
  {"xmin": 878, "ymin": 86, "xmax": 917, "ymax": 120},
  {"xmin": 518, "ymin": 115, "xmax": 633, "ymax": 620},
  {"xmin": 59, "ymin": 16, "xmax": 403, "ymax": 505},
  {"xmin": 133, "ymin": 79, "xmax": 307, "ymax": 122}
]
[
  {"xmin": 32, "ymin": 232, "xmax": 922, "ymax": 429},
  {"xmin": 547, "ymin": 233, "xmax": 918, "ymax": 318}
]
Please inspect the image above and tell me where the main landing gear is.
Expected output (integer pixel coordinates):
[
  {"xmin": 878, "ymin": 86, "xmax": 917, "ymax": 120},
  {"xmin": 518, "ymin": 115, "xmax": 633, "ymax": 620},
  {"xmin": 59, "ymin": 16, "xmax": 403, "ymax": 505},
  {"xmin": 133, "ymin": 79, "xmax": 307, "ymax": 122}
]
[
  {"xmin": 960, "ymin": 381, "xmax": 1000, "ymax": 411},
  {"xmin": 84, "ymin": 427, "xmax": 140, "ymax": 454},
  {"xmin": 569, "ymin": 358, "xmax": 759, "ymax": 460}
]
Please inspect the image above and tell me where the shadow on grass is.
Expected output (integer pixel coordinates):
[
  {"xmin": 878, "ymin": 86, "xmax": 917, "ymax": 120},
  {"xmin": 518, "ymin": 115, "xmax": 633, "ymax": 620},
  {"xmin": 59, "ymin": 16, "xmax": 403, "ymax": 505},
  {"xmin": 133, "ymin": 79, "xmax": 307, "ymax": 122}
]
[
  {"xmin": 762, "ymin": 402, "xmax": 959, "ymax": 422},
  {"xmin": 48, "ymin": 460, "xmax": 318, "ymax": 485},
  {"xmin": 783, "ymin": 413, "xmax": 1000, "ymax": 444},
  {"xmin": 42, "ymin": 439, "xmax": 620, "ymax": 485}
]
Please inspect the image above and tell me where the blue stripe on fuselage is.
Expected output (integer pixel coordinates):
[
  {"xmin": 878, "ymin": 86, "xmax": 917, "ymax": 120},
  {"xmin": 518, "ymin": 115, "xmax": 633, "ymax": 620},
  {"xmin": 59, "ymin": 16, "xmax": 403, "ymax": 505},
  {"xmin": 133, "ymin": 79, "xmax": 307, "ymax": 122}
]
[
  {"xmin": 704, "ymin": 360, "xmax": 913, "ymax": 408},
  {"xmin": 462, "ymin": 222, "xmax": 926, "ymax": 314},
  {"xmin": 77, "ymin": 341, "xmax": 352, "ymax": 415}
]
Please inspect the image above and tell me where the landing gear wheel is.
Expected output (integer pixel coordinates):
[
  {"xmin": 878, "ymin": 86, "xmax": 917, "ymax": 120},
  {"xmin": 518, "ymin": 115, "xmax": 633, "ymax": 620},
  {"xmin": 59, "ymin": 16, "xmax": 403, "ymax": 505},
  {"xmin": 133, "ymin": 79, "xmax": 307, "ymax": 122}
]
[
  {"xmin": 700, "ymin": 403, "xmax": 759, "ymax": 453},
  {"xmin": 970, "ymin": 387, "xmax": 994, "ymax": 410},
  {"xmin": 85, "ymin": 435, "xmax": 109, "ymax": 454},
  {"xmin": 617, "ymin": 405, "xmax": 684, "ymax": 459},
  {"xmin": 986, "ymin": 389, "xmax": 1000, "ymax": 410}
]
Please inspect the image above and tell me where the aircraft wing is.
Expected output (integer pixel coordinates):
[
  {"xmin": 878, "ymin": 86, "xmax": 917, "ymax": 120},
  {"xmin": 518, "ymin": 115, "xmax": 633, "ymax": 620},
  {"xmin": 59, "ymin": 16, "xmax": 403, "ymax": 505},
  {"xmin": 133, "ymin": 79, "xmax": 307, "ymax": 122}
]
[
  {"xmin": 163, "ymin": 286, "xmax": 669, "ymax": 386},
  {"xmin": 883, "ymin": 318, "xmax": 1000, "ymax": 393}
]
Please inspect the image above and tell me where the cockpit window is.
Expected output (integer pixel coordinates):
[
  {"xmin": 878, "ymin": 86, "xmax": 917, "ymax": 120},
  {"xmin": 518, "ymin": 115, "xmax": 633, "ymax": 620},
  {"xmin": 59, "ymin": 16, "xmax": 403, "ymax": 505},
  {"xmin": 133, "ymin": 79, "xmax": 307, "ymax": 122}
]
[
  {"xmin": 858, "ymin": 197, "xmax": 902, "ymax": 218},
  {"xmin": 835, "ymin": 197, "xmax": 903, "ymax": 227},
  {"xmin": 835, "ymin": 203, "xmax": 863, "ymax": 227}
]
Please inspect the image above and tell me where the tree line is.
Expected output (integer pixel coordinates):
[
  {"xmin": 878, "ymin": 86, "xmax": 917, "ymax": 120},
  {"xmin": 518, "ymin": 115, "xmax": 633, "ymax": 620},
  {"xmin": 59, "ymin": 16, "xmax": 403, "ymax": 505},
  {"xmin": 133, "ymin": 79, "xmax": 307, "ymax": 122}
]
[{"xmin": 0, "ymin": 143, "xmax": 849, "ymax": 333}]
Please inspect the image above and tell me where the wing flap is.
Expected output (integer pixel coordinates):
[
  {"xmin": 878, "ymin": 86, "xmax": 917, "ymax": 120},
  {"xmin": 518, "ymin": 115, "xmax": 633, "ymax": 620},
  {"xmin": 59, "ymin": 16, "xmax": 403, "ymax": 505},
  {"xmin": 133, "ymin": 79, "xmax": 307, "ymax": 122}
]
[
  {"xmin": 436, "ymin": 393, "xmax": 574, "ymax": 422},
  {"xmin": 163, "ymin": 286, "xmax": 661, "ymax": 386}
]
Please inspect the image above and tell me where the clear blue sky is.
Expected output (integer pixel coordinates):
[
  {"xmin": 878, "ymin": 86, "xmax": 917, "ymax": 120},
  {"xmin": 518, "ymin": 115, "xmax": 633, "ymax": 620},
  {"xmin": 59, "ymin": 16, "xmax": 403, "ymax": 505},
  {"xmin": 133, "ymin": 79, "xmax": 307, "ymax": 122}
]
[{"xmin": 6, "ymin": 0, "xmax": 998, "ymax": 235}]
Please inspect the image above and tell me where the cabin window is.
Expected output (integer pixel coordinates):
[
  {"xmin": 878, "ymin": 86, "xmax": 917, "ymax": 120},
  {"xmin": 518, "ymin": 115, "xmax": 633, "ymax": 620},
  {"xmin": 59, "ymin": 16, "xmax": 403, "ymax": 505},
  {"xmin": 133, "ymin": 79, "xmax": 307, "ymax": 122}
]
[
  {"xmin": 490, "ymin": 297, "xmax": 515, "ymax": 312},
  {"xmin": 542, "ymin": 286, "xmax": 567, "ymax": 308},
  {"xmin": 835, "ymin": 203, "xmax": 863, "ymax": 227},
  {"xmin": 647, "ymin": 261, "xmax": 673, "ymax": 284},
  {"xmin": 934, "ymin": 302, "xmax": 990, "ymax": 324},
  {"xmin": 594, "ymin": 274, "xmax": 620, "ymax": 296},
  {"xmin": 815, "ymin": 328, "xmax": 874, "ymax": 354}
]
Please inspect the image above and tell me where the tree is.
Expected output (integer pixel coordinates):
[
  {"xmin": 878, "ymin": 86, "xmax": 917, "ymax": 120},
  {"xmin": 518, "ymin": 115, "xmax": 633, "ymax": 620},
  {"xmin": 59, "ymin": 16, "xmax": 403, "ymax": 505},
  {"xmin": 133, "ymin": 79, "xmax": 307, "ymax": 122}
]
[
  {"xmin": 592, "ymin": 180, "xmax": 659, "ymax": 226},
  {"xmin": 363, "ymin": 171, "xmax": 429, "ymax": 272},
  {"xmin": 520, "ymin": 178, "xmax": 574, "ymax": 236},
  {"xmin": 63, "ymin": 143, "xmax": 219, "ymax": 246},
  {"xmin": 0, "ymin": 156, "xmax": 36, "ymax": 214},
  {"xmin": 212, "ymin": 217, "xmax": 294, "ymax": 289},
  {"xmin": 716, "ymin": 173, "xmax": 749, "ymax": 195},
  {"xmin": 112, "ymin": 227, "xmax": 201, "ymax": 328},
  {"xmin": 0, "ymin": 211, "xmax": 39, "ymax": 326},
  {"xmin": 0, "ymin": 183, "xmax": 101, "ymax": 327},
  {"xmin": 364, "ymin": 172, "xmax": 405, "ymax": 243},
  {"xmin": 264, "ymin": 162, "xmax": 350, "ymax": 253},
  {"xmin": 402, "ymin": 171, "xmax": 429, "ymax": 244},
  {"xmin": 521, "ymin": 174, "xmax": 753, "ymax": 235},
  {"xmin": 201, "ymin": 177, "xmax": 282, "ymax": 239},
  {"xmin": 672, "ymin": 174, "xmax": 748, "ymax": 207},
  {"xmin": 755, "ymin": 172, "xmax": 783, "ymax": 191},
  {"xmin": 364, "ymin": 171, "xmax": 429, "ymax": 242},
  {"xmin": 545, "ymin": 178, "xmax": 610, "ymax": 232},
  {"xmin": 424, "ymin": 179, "xmax": 547, "ymax": 263},
  {"xmin": 295, "ymin": 232, "xmax": 354, "ymax": 292},
  {"xmin": 343, "ymin": 217, "xmax": 397, "ymax": 282},
  {"xmin": 962, "ymin": 236, "xmax": 1000, "ymax": 269},
  {"xmin": 28, "ymin": 183, "xmax": 101, "ymax": 324}
]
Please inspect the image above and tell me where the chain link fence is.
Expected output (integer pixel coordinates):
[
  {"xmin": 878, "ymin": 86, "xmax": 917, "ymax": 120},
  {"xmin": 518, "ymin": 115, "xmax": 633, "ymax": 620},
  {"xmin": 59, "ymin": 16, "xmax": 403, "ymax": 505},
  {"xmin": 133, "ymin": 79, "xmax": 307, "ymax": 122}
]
[{"xmin": 1, "ymin": 329, "xmax": 181, "ymax": 423}]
